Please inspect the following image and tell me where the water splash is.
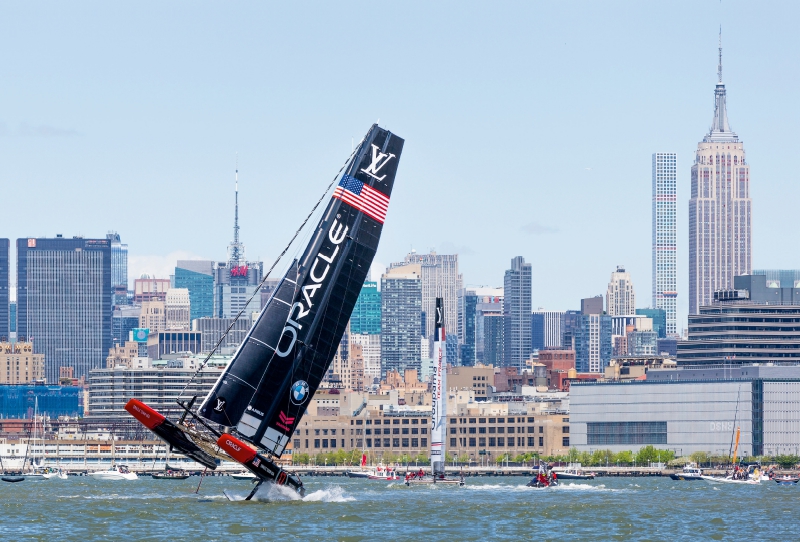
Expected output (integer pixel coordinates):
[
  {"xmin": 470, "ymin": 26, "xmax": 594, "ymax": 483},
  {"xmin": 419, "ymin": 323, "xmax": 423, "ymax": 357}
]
[{"xmin": 303, "ymin": 486, "xmax": 354, "ymax": 503}]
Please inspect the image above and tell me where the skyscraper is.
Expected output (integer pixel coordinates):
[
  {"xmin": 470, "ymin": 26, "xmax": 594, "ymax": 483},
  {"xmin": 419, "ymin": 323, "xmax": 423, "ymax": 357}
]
[
  {"xmin": 689, "ymin": 35, "xmax": 751, "ymax": 314},
  {"xmin": 652, "ymin": 153, "xmax": 678, "ymax": 336},
  {"xmin": 396, "ymin": 251, "xmax": 462, "ymax": 346},
  {"xmin": 380, "ymin": 264, "xmax": 422, "ymax": 376},
  {"xmin": 606, "ymin": 265, "xmax": 636, "ymax": 316},
  {"xmin": 531, "ymin": 313, "xmax": 544, "ymax": 351},
  {"xmin": 458, "ymin": 287, "xmax": 503, "ymax": 366},
  {"xmin": 107, "ymin": 232, "xmax": 128, "ymax": 301},
  {"xmin": 503, "ymin": 256, "xmax": 532, "ymax": 369},
  {"xmin": 350, "ymin": 281, "xmax": 381, "ymax": 334},
  {"xmin": 576, "ymin": 314, "xmax": 612, "ymax": 373},
  {"xmin": 214, "ymin": 168, "xmax": 263, "ymax": 318},
  {"xmin": 0, "ymin": 239, "xmax": 8, "ymax": 340},
  {"xmin": 17, "ymin": 236, "xmax": 112, "ymax": 382},
  {"xmin": 531, "ymin": 309, "xmax": 565, "ymax": 349},
  {"xmin": 174, "ymin": 260, "xmax": 215, "ymax": 322}
]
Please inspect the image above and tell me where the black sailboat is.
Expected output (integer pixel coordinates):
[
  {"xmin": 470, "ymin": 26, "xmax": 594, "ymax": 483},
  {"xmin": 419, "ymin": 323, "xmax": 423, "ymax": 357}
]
[{"xmin": 126, "ymin": 124, "xmax": 403, "ymax": 499}]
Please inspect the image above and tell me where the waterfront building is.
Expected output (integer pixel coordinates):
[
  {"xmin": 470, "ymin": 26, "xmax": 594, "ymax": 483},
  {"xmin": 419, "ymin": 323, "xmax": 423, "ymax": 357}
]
[
  {"xmin": 380, "ymin": 264, "xmax": 422, "ymax": 376},
  {"xmin": 503, "ymin": 256, "xmax": 532, "ymax": 370},
  {"xmin": 571, "ymin": 365, "xmax": 800, "ymax": 457},
  {"xmin": 174, "ymin": 260, "xmax": 215, "ymax": 322},
  {"xmin": 350, "ymin": 281, "xmax": 381, "ymax": 335},
  {"xmin": 139, "ymin": 300, "xmax": 165, "ymax": 333},
  {"xmin": 689, "ymin": 41, "xmax": 751, "ymax": 314},
  {"xmin": 652, "ymin": 153, "xmax": 678, "ymax": 335},
  {"xmin": 165, "ymin": 288, "xmax": 191, "ymax": 330},
  {"xmin": 636, "ymin": 308, "xmax": 666, "ymax": 339},
  {"xmin": 87, "ymin": 358, "xmax": 228, "ymax": 418},
  {"xmin": 0, "ymin": 384, "xmax": 83, "ymax": 418},
  {"xmin": 606, "ymin": 266, "xmax": 636, "ymax": 316},
  {"xmin": 0, "ymin": 239, "xmax": 8, "ymax": 340},
  {"xmin": 459, "ymin": 287, "xmax": 504, "ymax": 366},
  {"xmin": 133, "ymin": 276, "xmax": 170, "ymax": 303},
  {"xmin": 17, "ymin": 236, "xmax": 112, "ymax": 383},
  {"xmin": 532, "ymin": 309, "xmax": 564, "ymax": 349},
  {"xmin": 679, "ymin": 275, "xmax": 800, "ymax": 365},
  {"xmin": 0, "ymin": 342, "xmax": 44, "ymax": 384}
]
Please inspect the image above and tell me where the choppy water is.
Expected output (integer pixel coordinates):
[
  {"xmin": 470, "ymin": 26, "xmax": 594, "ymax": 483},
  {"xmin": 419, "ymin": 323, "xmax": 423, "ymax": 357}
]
[{"xmin": 2, "ymin": 475, "xmax": 799, "ymax": 541}]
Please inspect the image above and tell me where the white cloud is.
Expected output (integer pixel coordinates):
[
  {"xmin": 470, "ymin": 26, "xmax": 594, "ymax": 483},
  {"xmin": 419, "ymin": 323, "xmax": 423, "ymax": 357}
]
[{"xmin": 521, "ymin": 222, "xmax": 559, "ymax": 235}]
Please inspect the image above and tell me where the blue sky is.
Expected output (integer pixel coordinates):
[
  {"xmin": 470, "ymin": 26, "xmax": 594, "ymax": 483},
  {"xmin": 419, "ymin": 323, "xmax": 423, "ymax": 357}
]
[{"xmin": 2, "ymin": 1, "xmax": 799, "ymax": 330}]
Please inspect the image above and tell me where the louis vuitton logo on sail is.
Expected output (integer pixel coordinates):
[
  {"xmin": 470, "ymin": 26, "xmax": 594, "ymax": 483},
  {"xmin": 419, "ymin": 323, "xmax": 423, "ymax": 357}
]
[
  {"xmin": 275, "ymin": 218, "xmax": 349, "ymax": 359},
  {"xmin": 360, "ymin": 144, "xmax": 395, "ymax": 181}
]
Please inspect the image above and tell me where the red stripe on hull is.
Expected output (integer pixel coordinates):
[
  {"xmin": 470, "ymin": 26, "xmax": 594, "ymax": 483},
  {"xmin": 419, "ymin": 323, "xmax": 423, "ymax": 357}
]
[
  {"xmin": 217, "ymin": 434, "xmax": 257, "ymax": 464},
  {"xmin": 125, "ymin": 399, "xmax": 166, "ymax": 430}
]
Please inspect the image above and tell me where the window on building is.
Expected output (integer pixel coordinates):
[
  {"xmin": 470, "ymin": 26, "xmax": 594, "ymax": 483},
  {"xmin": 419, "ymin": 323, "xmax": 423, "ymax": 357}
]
[
  {"xmin": 323, "ymin": 429, "xmax": 328, "ymax": 435},
  {"xmin": 366, "ymin": 439, "xmax": 372, "ymax": 447},
  {"xmin": 498, "ymin": 437, "xmax": 504, "ymax": 446},
  {"xmin": 293, "ymin": 439, "xmax": 300, "ymax": 449},
  {"xmin": 392, "ymin": 438, "xmax": 400, "ymax": 447},
  {"xmin": 469, "ymin": 418, "xmax": 476, "ymax": 423},
  {"xmin": 489, "ymin": 438, "xmax": 496, "ymax": 447},
  {"xmin": 528, "ymin": 437, "xmax": 535, "ymax": 446},
  {"xmin": 489, "ymin": 418, "xmax": 496, "ymax": 423},
  {"xmin": 314, "ymin": 439, "xmax": 320, "ymax": 448},
  {"xmin": 315, "ymin": 429, "xmax": 320, "ymax": 435},
  {"xmin": 393, "ymin": 420, "xmax": 400, "ymax": 425},
  {"xmin": 562, "ymin": 426, "xmax": 569, "ymax": 433},
  {"xmin": 331, "ymin": 429, "xmax": 337, "ymax": 435},
  {"xmin": 479, "ymin": 418, "xmax": 486, "ymax": 423},
  {"xmin": 479, "ymin": 427, "xmax": 486, "ymax": 434},
  {"xmin": 539, "ymin": 426, "xmax": 543, "ymax": 434},
  {"xmin": 383, "ymin": 438, "xmax": 390, "ymax": 447},
  {"xmin": 450, "ymin": 418, "xmax": 457, "ymax": 424},
  {"xmin": 450, "ymin": 438, "xmax": 457, "ymax": 447},
  {"xmin": 411, "ymin": 428, "xmax": 418, "ymax": 434},
  {"xmin": 507, "ymin": 427, "xmax": 515, "ymax": 434},
  {"xmin": 366, "ymin": 429, "xmax": 372, "ymax": 435},
  {"xmin": 562, "ymin": 437, "xmax": 570, "ymax": 447},
  {"xmin": 469, "ymin": 437, "xmax": 476, "ymax": 446},
  {"xmin": 497, "ymin": 427, "xmax": 504, "ymax": 434},
  {"xmin": 527, "ymin": 427, "xmax": 534, "ymax": 433},
  {"xmin": 586, "ymin": 421, "xmax": 667, "ymax": 446},
  {"xmin": 539, "ymin": 437, "xmax": 544, "ymax": 447},
  {"xmin": 489, "ymin": 427, "xmax": 496, "ymax": 434},
  {"xmin": 412, "ymin": 419, "xmax": 418, "ymax": 424},
  {"xmin": 322, "ymin": 439, "xmax": 328, "ymax": 448},
  {"xmin": 393, "ymin": 428, "xmax": 399, "ymax": 435},
  {"xmin": 450, "ymin": 428, "xmax": 456, "ymax": 434},
  {"xmin": 469, "ymin": 427, "xmax": 476, "ymax": 434},
  {"xmin": 412, "ymin": 438, "xmax": 419, "ymax": 447},
  {"xmin": 421, "ymin": 428, "xmax": 427, "ymax": 434},
  {"xmin": 479, "ymin": 438, "xmax": 486, "ymax": 447},
  {"xmin": 375, "ymin": 420, "xmax": 381, "ymax": 425},
  {"xmin": 528, "ymin": 417, "xmax": 535, "ymax": 423},
  {"xmin": 497, "ymin": 418, "xmax": 505, "ymax": 423},
  {"xmin": 402, "ymin": 438, "xmax": 409, "ymax": 447},
  {"xmin": 421, "ymin": 438, "xmax": 427, "ymax": 447},
  {"xmin": 402, "ymin": 419, "xmax": 409, "ymax": 425}
]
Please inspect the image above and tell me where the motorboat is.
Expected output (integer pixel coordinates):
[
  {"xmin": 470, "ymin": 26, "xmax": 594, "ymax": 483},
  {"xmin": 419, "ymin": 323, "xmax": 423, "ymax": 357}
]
[
  {"xmin": 230, "ymin": 471, "xmax": 257, "ymax": 480},
  {"xmin": 773, "ymin": 475, "xmax": 799, "ymax": 485},
  {"xmin": 701, "ymin": 474, "xmax": 759, "ymax": 485},
  {"xmin": 152, "ymin": 469, "xmax": 190, "ymax": 480},
  {"xmin": 367, "ymin": 464, "xmax": 400, "ymax": 481},
  {"xmin": 555, "ymin": 464, "xmax": 596, "ymax": 480},
  {"xmin": 42, "ymin": 468, "xmax": 68, "ymax": 480},
  {"xmin": 89, "ymin": 465, "xmax": 138, "ymax": 481},
  {"xmin": 670, "ymin": 463, "xmax": 703, "ymax": 481}
]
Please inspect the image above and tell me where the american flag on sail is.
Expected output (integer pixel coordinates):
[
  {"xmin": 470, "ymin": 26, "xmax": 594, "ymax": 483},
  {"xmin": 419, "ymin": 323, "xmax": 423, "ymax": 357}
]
[{"xmin": 333, "ymin": 174, "xmax": 390, "ymax": 223}]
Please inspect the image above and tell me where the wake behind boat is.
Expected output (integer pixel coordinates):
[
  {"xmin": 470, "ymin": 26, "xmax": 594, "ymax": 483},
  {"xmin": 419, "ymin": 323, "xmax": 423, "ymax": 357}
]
[{"xmin": 126, "ymin": 124, "xmax": 404, "ymax": 501}]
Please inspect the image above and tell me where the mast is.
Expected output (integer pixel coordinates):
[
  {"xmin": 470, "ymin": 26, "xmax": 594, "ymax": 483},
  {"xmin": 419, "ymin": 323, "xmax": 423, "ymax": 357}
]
[{"xmin": 430, "ymin": 297, "xmax": 447, "ymax": 476}]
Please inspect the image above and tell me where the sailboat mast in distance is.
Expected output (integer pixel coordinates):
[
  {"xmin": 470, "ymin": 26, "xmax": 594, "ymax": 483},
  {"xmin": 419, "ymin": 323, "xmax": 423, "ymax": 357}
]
[
  {"xmin": 430, "ymin": 297, "xmax": 447, "ymax": 475},
  {"xmin": 200, "ymin": 124, "xmax": 404, "ymax": 458}
]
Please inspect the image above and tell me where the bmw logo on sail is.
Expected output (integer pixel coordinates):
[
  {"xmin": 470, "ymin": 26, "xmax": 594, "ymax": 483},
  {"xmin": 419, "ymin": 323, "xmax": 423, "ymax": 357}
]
[{"xmin": 291, "ymin": 380, "xmax": 310, "ymax": 405}]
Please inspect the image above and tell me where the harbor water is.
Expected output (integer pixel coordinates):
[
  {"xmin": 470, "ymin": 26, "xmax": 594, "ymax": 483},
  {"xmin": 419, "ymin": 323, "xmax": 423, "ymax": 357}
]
[{"xmin": 2, "ymin": 475, "xmax": 799, "ymax": 541}]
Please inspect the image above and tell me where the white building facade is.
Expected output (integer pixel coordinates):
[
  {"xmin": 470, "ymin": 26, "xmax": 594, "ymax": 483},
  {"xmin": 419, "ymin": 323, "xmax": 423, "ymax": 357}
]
[
  {"xmin": 652, "ymin": 152, "xmax": 678, "ymax": 336},
  {"xmin": 606, "ymin": 266, "xmax": 636, "ymax": 317}
]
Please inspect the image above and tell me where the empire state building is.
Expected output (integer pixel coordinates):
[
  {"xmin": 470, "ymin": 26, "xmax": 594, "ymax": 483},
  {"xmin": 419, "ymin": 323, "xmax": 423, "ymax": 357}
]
[{"xmin": 689, "ymin": 40, "xmax": 752, "ymax": 314}]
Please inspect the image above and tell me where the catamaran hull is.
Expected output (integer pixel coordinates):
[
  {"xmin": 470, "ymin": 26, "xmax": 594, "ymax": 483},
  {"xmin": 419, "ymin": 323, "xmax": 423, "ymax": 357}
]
[
  {"xmin": 346, "ymin": 471, "xmax": 370, "ymax": 479},
  {"xmin": 125, "ymin": 399, "xmax": 219, "ymax": 470},
  {"xmin": 217, "ymin": 434, "xmax": 305, "ymax": 498}
]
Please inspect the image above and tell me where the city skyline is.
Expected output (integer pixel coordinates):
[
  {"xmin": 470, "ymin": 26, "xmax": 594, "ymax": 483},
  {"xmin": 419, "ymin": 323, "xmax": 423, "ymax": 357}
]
[{"xmin": 3, "ymin": 2, "xmax": 799, "ymax": 332}]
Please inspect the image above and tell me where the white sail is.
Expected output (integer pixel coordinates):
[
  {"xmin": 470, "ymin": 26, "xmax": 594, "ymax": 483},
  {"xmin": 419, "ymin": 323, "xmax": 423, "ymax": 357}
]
[{"xmin": 430, "ymin": 298, "xmax": 447, "ymax": 475}]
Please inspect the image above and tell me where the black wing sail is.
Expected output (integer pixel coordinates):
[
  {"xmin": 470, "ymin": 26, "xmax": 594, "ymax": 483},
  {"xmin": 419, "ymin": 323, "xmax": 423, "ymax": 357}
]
[{"xmin": 200, "ymin": 124, "xmax": 403, "ymax": 458}]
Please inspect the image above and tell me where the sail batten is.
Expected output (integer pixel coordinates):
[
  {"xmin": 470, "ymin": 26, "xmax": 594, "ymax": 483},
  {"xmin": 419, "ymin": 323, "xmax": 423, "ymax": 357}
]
[{"xmin": 199, "ymin": 124, "xmax": 403, "ymax": 458}]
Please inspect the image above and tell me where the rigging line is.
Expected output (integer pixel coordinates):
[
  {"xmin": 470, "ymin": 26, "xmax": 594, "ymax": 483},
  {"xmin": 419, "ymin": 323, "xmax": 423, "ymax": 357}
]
[{"xmin": 177, "ymin": 136, "xmax": 366, "ymax": 403}]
